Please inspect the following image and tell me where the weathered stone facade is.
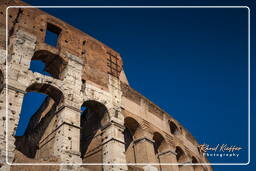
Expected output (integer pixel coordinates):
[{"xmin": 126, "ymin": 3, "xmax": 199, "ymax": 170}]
[{"xmin": 0, "ymin": 0, "xmax": 212, "ymax": 171}]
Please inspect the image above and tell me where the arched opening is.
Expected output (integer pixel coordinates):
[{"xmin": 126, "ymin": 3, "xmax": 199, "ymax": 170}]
[
  {"xmin": 29, "ymin": 50, "xmax": 67, "ymax": 79},
  {"xmin": 153, "ymin": 132, "xmax": 165, "ymax": 155},
  {"xmin": 192, "ymin": 156, "xmax": 204, "ymax": 171},
  {"xmin": 124, "ymin": 117, "xmax": 140, "ymax": 164},
  {"xmin": 175, "ymin": 146, "xmax": 186, "ymax": 164},
  {"xmin": 169, "ymin": 120, "xmax": 179, "ymax": 135},
  {"xmin": 80, "ymin": 100, "xmax": 108, "ymax": 168},
  {"xmin": 0, "ymin": 69, "xmax": 4, "ymax": 93},
  {"xmin": 192, "ymin": 156, "xmax": 198, "ymax": 164},
  {"xmin": 14, "ymin": 83, "xmax": 63, "ymax": 159},
  {"xmin": 152, "ymin": 132, "xmax": 168, "ymax": 171}
]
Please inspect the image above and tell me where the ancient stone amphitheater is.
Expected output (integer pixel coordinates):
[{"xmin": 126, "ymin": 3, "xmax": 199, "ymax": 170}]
[{"xmin": 0, "ymin": 0, "xmax": 212, "ymax": 171}]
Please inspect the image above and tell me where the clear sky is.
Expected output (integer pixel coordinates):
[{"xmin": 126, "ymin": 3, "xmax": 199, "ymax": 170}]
[{"xmin": 16, "ymin": 0, "xmax": 255, "ymax": 170}]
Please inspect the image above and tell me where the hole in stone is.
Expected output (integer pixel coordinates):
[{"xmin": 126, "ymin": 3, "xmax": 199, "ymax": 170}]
[
  {"xmin": 29, "ymin": 50, "xmax": 67, "ymax": 79},
  {"xmin": 45, "ymin": 23, "xmax": 61, "ymax": 47},
  {"xmin": 29, "ymin": 60, "xmax": 52, "ymax": 77}
]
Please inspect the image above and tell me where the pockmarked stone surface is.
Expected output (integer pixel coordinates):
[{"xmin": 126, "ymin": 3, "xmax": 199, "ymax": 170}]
[{"xmin": 0, "ymin": 0, "xmax": 213, "ymax": 171}]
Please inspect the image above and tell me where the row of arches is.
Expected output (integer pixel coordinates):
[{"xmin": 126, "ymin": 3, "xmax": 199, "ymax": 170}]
[
  {"xmin": 124, "ymin": 117, "xmax": 205, "ymax": 171},
  {"xmin": 13, "ymin": 81, "xmax": 111, "ymax": 164},
  {"xmin": 4, "ymin": 63, "xmax": 206, "ymax": 170}
]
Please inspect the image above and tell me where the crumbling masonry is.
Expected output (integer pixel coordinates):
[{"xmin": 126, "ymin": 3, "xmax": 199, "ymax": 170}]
[{"xmin": 0, "ymin": 1, "xmax": 212, "ymax": 171}]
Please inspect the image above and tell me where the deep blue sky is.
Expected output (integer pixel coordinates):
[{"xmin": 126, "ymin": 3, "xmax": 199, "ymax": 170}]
[{"xmin": 15, "ymin": 0, "xmax": 255, "ymax": 170}]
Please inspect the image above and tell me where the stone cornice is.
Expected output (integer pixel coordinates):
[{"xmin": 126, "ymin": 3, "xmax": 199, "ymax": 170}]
[{"xmin": 133, "ymin": 137, "xmax": 155, "ymax": 145}]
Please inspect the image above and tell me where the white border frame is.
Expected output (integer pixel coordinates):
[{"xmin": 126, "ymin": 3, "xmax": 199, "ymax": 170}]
[{"xmin": 5, "ymin": 6, "xmax": 251, "ymax": 166}]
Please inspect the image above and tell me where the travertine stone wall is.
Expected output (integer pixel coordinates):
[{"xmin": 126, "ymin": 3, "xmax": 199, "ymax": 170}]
[{"xmin": 0, "ymin": 1, "xmax": 212, "ymax": 171}]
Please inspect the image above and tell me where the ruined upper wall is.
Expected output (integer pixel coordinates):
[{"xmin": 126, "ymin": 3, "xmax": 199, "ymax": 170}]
[{"xmin": 0, "ymin": 0, "xmax": 123, "ymax": 88}]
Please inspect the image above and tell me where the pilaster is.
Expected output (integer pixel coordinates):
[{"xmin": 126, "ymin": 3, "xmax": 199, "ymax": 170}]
[{"xmin": 102, "ymin": 120, "xmax": 128, "ymax": 171}]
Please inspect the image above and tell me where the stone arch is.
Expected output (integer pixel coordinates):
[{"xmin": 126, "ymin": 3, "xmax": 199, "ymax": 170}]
[
  {"xmin": 169, "ymin": 120, "xmax": 180, "ymax": 135},
  {"xmin": 29, "ymin": 50, "xmax": 67, "ymax": 79},
  {"xmin": 192, "ymin": 156, "xmax": 205, "ymax": 171},
  {"xmin": 15, "ymin": 82, "xmax": 64, "ymax": 158},
  {"xmin": 80, "ymin": 100, "xmax": 109, "ymax": 167},
  {"xmin": 153, "ymin": 132, "xmax": 168, "ymax": 154},
  {"xmin": 26, "ymin": 82, "xmax": 64, "ymax": 103},
  {"xmin": 192, "ymin": 156, "xmax": 198, "ymax": 163},
  {"xmin": 124, "ymin": 117, "xmax": 141, "ymax": 163},
  {"xmin": 175, "ymin": 146, "xmax": 187, "ymax": 163}
]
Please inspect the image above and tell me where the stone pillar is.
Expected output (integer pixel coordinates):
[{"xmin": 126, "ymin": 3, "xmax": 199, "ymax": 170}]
[
  {"xmin": 51, "ymin": 104, "xmax": 82, "ymax": 165},
  {"xmin": 102, "ymin": 120, "xmax": 128, "ymax": 171},
  {"xmin": 179, "ymin": 165, "xmax": 194, "ymax": 171},
  {"xmin": 158, "ymin": 150, "xmax": 179, "ymax": 171},
  {"xmin": 0, "ymin": 86, "xmax": 6, "ymax": 162},
  {"xmin": 143, "ymin": 165, "xmax": 158, "ymax": 171},
  {"xmin": 133, "ymin": 130, "xmax": 158, "ymax": 171},
  {"xmin": 8, "ymin": 29, "xmax": 37, "ymax": 70},
  {"xmin": 0, "ymin": 29, "xmax": 36, "ymax": 170},
  {"xmin": 2, "ymin": 86, "xmax": 25, "ymax": 164}
]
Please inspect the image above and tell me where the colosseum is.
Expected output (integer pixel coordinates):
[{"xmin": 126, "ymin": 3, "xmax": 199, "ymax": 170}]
[{"xmin": 0, "ymin": 0, "xmax": 213, "ymax": 171}]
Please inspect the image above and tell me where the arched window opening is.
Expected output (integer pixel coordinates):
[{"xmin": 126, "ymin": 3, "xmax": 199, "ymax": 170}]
[
  {"xmin": 124, "ymin": 127, "xmax": 133, "ymax": 151},
  {"xmin": 175, "ymin": 146, "xmax": 186, "ymax": 164},
  {"xmin": 80, "ymin": 100, "xmax": 108, "ymax": 164},
  {"xmin": 169, "ymin": 121, "xmax": 179, "ymax": 135},
  {"xmin": 192, "ymin": 156, "xmax": 204, "ymax": 171},
  {"xmin": 153, "ymin": 132, "xmax": 165, "ymax": 155},
  {"xmin": 124, "ymin": 117, "xmax": 140, "ymax": 164},
  {"xmin": 29, "ymin": 50, "xmax": 67, "ymax": 79},
  {"xmin": 124, "ymin": 117, "xmax": 139, "ymax": 151},
  {"xmin": 192, "ymin": 156, "xmax": 198, "ymax": 164},
  {"xmin": 14, "ymin": 83, "xmax": 63, "ymax": 159}
]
